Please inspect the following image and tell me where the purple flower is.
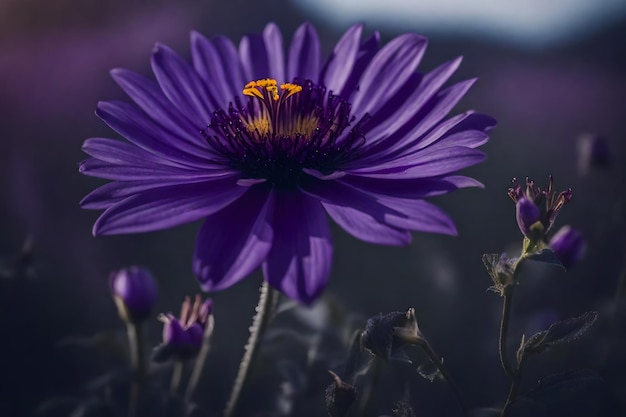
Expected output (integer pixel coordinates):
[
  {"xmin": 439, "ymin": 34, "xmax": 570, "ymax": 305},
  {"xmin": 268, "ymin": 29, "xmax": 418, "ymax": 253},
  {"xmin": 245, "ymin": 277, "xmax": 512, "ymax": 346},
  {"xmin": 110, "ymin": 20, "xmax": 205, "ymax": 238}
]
[
  {"xmin": 155, "ymin": 295, "xmax": 213, "ymax": 361},
  {"xmin": 549, "ymin": 226, "xmax": 586, "ymax": 269},
  {"xmin": 110, "ymin": 266, "xmax": 158, "ymax": 322},
  {"xmin": 515, "ymin": 197, "xmax": 541, "ymax": 237},
  {"xmin": 508, "ymin": 176, "xmax": 572, "ymax": 234},
  {"xmin": 80, "ymin": 23, "xmax": 496, "ymax": 304}
]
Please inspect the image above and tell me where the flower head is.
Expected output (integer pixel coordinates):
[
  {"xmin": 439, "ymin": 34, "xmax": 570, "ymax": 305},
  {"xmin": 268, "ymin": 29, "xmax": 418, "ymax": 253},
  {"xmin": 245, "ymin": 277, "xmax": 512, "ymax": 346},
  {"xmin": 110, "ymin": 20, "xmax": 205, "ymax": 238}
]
[
  {"xmin": 154, "ymin": 295, "xmax": 213, "ymax": 362},
  {"xmin": 508, "ymin": 176, "xmax": 572, "ymax": 235},
  {"xmin": 80, "ymin": 23, "xmax": 496, "ymax": 304},
  {"xmin": 110, "ymin": 266, "xmax": 158, "ymax": 323}
]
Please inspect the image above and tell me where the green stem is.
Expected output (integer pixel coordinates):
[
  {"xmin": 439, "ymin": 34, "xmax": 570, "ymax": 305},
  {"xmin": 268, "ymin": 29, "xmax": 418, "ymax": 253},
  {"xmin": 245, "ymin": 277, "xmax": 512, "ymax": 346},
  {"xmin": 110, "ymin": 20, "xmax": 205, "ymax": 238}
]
[
  {"xmin": 223, "ymin": 281, "xmax": 279, "ymax": 417},
  {"xmin": 357, "ymin": 357, "xmax": 383, "ymax": 417},
  {"xmin": 500, "ymin": 359, "xmax": 523, "ymax": 417},
  {"xmin": 184, "ymin": 315, "xmax": 215, "ymax": 402},
  {"xmin": 170, "ymin": 360, "xmax": 184, "ymax": 395},
  {"xmin": 421, "ymin": 341, "xmax": 468, "ymax": 417},
  {"xmin": 126, "ymin": 322, "xmax": 146, "ymax": 417},
  {"xmin": 498, "ymin": 285, "xmax": 516, "ymax": 379}
]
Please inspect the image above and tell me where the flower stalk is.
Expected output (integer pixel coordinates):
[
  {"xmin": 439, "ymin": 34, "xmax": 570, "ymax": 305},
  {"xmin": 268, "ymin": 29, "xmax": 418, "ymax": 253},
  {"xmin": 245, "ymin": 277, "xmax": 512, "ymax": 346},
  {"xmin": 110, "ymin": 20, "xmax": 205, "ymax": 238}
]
[
  {"xmin": 126, "ymin": 322, "xmax": 146, "ymax": 417},
  {"xmin": 223, "ymin": 281, "xmax": 280, "ymax": 417},
  {"xmin": 184, "ymin": 314, "xmax": 215, "ymax": 402},
  {"xmin": 498, "ymin": 285, "xmax": 516, "ymax": 379}
]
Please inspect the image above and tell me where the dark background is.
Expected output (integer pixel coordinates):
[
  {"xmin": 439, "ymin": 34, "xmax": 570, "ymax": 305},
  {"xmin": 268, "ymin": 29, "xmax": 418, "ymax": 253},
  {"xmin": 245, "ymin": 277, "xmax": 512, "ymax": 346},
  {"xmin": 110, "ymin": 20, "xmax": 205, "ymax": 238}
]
[{"xmin": 1, "ymin": 0, "xmax": 625, "ymax": 416}]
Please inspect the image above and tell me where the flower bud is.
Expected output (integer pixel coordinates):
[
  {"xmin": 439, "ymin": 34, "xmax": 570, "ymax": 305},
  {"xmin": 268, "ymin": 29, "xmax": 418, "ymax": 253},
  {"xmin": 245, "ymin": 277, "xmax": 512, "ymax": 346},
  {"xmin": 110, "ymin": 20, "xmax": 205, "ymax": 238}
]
[
  {"xmin": 516, "ymin": 197, "xmax": 541, "ymax": 237},
  {"xmin": 153, "ymin": 295, "xmax": 214, "ymax": 362},
  {"xmin": 549, "ymin": 226, "xmax": 586, "ymax": 269},
  {"xmin": 110, "ymin": 266, "xmax": 158, "ymax": 323}
]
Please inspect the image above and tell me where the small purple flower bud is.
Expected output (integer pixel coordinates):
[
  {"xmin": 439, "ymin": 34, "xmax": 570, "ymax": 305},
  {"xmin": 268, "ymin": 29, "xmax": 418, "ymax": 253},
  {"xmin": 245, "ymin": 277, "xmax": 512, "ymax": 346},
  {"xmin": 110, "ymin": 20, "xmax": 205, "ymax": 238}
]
[
  {"xmin": 110, "ymin": 266, "xmax": 158, "ymax": 323},
  {"xmin": 549, "ymin": 226, "xmax": 586, "ymax": 269},
  {"xmin": 186, "ymin": 323, "xmax": 204, "ymax": 351},
  {"xmin": 516, "ymin": 197, "xmax": 541, "ymax": 237},
  {"xmin": 163, "ymin": 318, "xmax": 189, "ymax": 348},
  {"xmin": 153, "ymin": 294, "xmax": 214, "ymax": 362}
]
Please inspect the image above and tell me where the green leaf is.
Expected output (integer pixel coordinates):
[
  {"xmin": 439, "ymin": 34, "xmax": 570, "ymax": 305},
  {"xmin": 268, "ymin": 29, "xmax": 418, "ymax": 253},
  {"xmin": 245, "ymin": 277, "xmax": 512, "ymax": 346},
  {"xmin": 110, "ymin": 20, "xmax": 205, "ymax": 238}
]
[
  {"xmin": 521, "ymin": 311, "xmax": 598, "ymax": 358},
  {"xmin": 525, "ymin": 248, "xmax": 565, "ymax": 270}
]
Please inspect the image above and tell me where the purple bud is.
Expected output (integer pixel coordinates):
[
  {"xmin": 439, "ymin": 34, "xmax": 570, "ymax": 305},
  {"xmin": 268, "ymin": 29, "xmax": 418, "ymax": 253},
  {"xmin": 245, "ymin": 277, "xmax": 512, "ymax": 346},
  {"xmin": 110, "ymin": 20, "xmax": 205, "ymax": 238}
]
[
  {"xmin": 186, "ymin": 323, "xmax": 204, "ymax": 351},
  {"xmin": 516, "ymin": 197, "xmax": 540, "ymax": 236},
  {"xmin": 549, "ymin": 226, "xmax": 586, "ymax": 269},
  {"xmin": 110, "ymin": 266, "xmax": 158, "ymax": 322},
  {"xmin": 163, "ymin": 319, "xmax": 189, "ymax": 349}
]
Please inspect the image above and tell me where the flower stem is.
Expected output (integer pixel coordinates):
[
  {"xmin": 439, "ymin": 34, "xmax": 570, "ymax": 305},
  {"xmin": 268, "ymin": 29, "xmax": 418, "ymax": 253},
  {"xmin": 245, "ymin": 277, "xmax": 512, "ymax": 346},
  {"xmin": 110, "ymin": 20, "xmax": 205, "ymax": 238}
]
[
  {"xmin": 421, "ymin": 341, "xmax": 468, "ymax": 417},
  {"xmin": 170, "ymin": 360, "xmax": 184, "ymax": 395},
  {"xmin": 500, "ymin": 359, "xmax": 523, "ymax": 417},
  {"xmin": 126, "ymin": 322, "xmax": 146, "ymax": 417},
  {"xmin": 184, "ymin": 315, "xmax": 215, "ymax": 402},
  {"xmin": 223, "ymin": 281, "xmax": 279, "ymax": 417},
  {"xmin": 498, "ymin": 285, "xmax": 516, "ymax": 379}
]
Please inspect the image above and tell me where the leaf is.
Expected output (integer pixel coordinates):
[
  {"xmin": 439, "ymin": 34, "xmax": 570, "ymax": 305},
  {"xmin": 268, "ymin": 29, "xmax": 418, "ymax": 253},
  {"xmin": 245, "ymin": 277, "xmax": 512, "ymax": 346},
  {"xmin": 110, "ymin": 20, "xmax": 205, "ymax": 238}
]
[
  {"xmin": 525, "ymin": 248, "xmax": 565, "ymax": 270},
  {"xmin": 521, "ymin": 311, "xmax": 598, "ymax": 357},
  {"xmin": 509, "ymin": 370, "xmax": 612, "ymax": 417},
  {"xmin": 482, "ymin": 253, "xmax": 516, "ymax": 292}
]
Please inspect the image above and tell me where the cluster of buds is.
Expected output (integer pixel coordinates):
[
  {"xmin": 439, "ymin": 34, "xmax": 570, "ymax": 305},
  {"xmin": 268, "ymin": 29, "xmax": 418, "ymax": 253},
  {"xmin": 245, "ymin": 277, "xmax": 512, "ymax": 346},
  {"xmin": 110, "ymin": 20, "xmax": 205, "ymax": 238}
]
[{"xmin": 508, "ymin": 176, "xmax": 585, "ymax": 268}]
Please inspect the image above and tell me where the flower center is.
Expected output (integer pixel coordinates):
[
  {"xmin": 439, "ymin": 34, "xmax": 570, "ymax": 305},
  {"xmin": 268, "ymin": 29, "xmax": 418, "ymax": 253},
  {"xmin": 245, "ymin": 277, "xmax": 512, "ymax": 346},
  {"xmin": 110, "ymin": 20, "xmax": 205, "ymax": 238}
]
[{"xmin": 203, "ymin": 78, "xmax": 367, "ymax": 186}]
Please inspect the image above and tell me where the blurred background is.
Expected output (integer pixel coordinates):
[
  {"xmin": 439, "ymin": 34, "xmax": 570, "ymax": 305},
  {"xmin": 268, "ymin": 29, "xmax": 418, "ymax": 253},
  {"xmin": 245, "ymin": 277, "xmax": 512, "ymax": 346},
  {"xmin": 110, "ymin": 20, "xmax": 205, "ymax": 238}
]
[{"xmin": 1, "ymin": 0, "xmax": 625, "ymax": 416}]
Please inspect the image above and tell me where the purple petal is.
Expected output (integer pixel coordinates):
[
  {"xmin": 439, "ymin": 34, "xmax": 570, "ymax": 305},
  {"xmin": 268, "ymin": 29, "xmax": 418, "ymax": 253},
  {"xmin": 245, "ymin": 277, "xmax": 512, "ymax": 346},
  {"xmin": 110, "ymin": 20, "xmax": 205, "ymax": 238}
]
[
  {"xmin": 361, "ymin": 57, "xmax": 463, "ymax": 142},
  {"xmin": 151, "ymin": 43, "xmax": 216, "ymax": 124},
  {"xmin": 110, "ymin": 68, "xmax": 208, "ymax": 152},
  {"xmin": 320, "ymin": 24, "xmax": 363, "ymax": 94},
  {"xmin": 379, "ymin": 198, "xmax": 457, "ymax": 236},
  {"xmin": 212, "ymin": 35, "xmax": 246, "ymax": 93},
  {"xmin": 300, "ymin": 179, "xmax": 411, "ymax": 246},
  {"xmin": 194, "ymin": 185, "xmax": 274, "ymax": 292},
  {"xmin": 262, "ymin": 191, "xmax": 332, "ymax": 305},
  {"xmin": 347, "ymin": 146, "xmax": 486, "ymax": 179},
  {"xmin": 263, "ymin": 23, "xmax": 286, "ymax": 82},
  {"xmin": 350, "ymin": 34, "xmax": 427, "ymax": 117},
  {"xmin": 79, "ymin": 158, "xmax": 232, "ymax": 181},
  {"xmin": 93, "ymin": 178, "xmax": 247, "ymax": 235},
  {"xmin": 339, "ymin": 175, "xmax": 457, "ymax": 199},
  {"xmin": 81, "ymin": 174, "xmax": 237, "ymax": 209},
  {"xmin": 96, "ymin": 101, "xmax": 220, "ymax": 168},
  {"xmin": 287, "ymin": 23, "xmax": 321, "ymax": 82},
  {"xmin": 338, "ymin": 31, "xmax": 380, "ymax": 99},
  {"xmin": 190, "ymin": 31, "xmax": 244, "ymax": 109},
  {"xmin": 82, "ymin": 137, "xmax": 177, "ymax": 168},
  {"xmin": 239, "ymin": 31, "xmax": 270, "ymax": 82}
]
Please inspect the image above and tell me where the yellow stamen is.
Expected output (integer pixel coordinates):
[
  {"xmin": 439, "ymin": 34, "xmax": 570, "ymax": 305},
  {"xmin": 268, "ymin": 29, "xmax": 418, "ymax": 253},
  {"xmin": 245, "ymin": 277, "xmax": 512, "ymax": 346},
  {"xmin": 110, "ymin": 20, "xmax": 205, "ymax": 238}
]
[
  {"xmin": 280, "ymin": 83, "xmax": 302, "ymax": 99},
  {"xmin": 242, "ymin": 78, "xmax": 302, "ymax": 102}
]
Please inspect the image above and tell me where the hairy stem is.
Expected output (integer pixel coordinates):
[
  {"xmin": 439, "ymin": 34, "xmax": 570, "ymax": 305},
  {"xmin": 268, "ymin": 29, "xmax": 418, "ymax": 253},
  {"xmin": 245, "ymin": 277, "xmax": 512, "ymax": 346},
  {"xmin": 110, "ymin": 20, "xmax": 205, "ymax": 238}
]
[
  {"xmin": 223, "ymin": 281, "xmax": 279, "ymax": 417},
  {"xmin": 421, "ymin": 341, "xmax": 469, "ymax": 417},
  {"xmin": 500, "ymin": 359, "xmax": 523, "ymax": 417},
  {"xmin": 126, "ymin": 322, "xmax": 146, "ymax": 417},
  {"xmin": 499, "ymin": 285, "xmax": 516, "ymax": 379}
]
